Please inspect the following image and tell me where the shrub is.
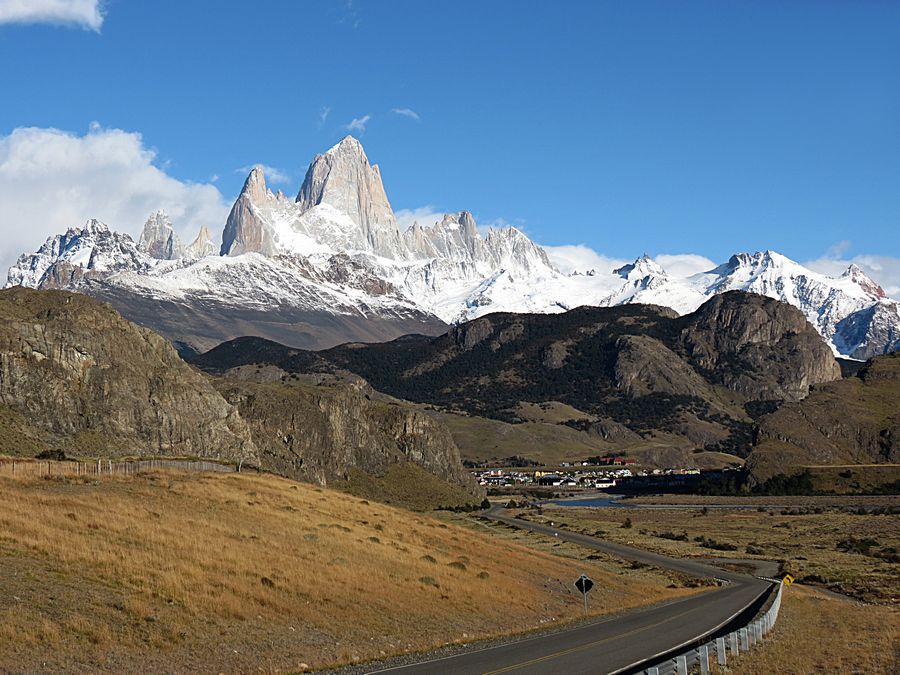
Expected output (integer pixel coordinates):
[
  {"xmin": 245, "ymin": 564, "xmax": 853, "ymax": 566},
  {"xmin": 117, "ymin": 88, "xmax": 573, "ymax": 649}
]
[
  {"xmin": 837, "ymin": 537, "xmax": 881, "ymax": 556},
  {"xmin": 695, "ymin": 535, "xmax": 737, "ymax": 551},
  {"xmin": 35, "ymin": 449, "xmax": 67, "ymax": 461},
  {"xmin": 622, "ymin": 517, "xmax": 633, "ymax": 529}
]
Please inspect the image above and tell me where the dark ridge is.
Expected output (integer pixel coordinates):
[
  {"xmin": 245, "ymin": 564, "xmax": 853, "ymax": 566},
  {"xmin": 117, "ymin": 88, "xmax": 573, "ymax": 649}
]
[{"xmin": 192, "ymin": 291, "xmax": 841, "ymax": 462}]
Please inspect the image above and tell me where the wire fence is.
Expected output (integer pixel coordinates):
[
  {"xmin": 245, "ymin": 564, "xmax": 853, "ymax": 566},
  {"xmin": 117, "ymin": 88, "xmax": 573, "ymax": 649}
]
[
  {"xmin": 641, "ymin": 581, "xmax": 784, "ymax": 674},
  {"xmin": 0, "ymin": 458, "xmax": 237, "ymax": 479}
]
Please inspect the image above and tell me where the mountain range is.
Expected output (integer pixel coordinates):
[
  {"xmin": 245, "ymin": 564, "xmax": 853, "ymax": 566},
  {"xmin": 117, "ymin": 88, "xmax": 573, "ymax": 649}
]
[
  {"xmin": 191, "ymin": 291, "xmax": 847, "ymax": 473},
  {"xmin": 6, "ymin": 136, "xmax": 899, "ymax": 359}
]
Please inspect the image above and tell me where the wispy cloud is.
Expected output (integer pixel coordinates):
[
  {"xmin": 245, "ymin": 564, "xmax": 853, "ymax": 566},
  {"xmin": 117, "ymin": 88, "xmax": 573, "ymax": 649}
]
[
  {"xmin": 345, "ymin": 114, "xmax": 372, "ymax": 134},
  {"xmin": 392, "ymin": 108, "xmax": 421, "ymax": 122},
  {"xmin": 337, "ymin": 0, "xmax": 360, "ymax": 28},
  {"xmin": 236, "ymin": 163, "xmax": 290, "ymax": 185},
  {"xmin": 0, "ymin": 0, "xmax": 104, "ymax": 31},
  {"xmin": 824, "ymin": 239, "xmax": 851, "ymax": 258},
  {"xmin": 318, "ymin": 106, "xmax": 331, "ymax": 128}
]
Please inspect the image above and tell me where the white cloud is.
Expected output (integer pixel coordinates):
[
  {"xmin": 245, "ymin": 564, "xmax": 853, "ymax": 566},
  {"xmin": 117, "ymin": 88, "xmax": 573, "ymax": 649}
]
[
  {"xmin": 545, "ymin": 246, "xmax": 717, "ymax": 278},
  {"xmin": 237, "ymin": 163, "xmax": 290, "ymax": 185},
  {"xmin": 0, "ymin": 125, "xmax": 230, "ymax": 272},
  {"xmin": 654, "ymin": 253, "xmax": 717, "ymax": 277},
  {"xmin": 345, "ymin": 114, "xmax": 372, "ymax": 134},
  {"xmin": 318, "ymin": 106, "xmax": 331, "ymax": 128},
  {"xmin": 391, "ymin": 108, "xmax": 421, "ymax": 122},
  {"xmin": 395, "ymin": 206, "xmax": 445, "ymax": 232},
  {"xmin": 805, "ymin": 254, "xmax": 900, "ymax": 298},
  {"xmin": 0, "ymin": 0, "xmax": 103, "ymax": 31},
  {"xmin": 544, "ymin": 245, "xmax": 627, "ymax": 275}
]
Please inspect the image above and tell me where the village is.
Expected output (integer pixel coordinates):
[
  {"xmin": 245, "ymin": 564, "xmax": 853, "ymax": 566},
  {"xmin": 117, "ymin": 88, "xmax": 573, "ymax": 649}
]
[{"xmin": 471, "ymin": 455, "xmax": 703, "ymax": 489}]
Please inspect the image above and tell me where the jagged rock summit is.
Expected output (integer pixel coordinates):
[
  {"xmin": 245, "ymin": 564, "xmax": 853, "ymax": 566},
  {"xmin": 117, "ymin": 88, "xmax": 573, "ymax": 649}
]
[
  {"xmin": 5, "ymin": 136, "xmax": 900, "ymax": 358},
  {"xmin": 296, "ymin": 135, "xmax": 405, "ymax": 259},
  {"xmin": 138, "ymin": 210, "xmax": 184, "ymax": 260}
]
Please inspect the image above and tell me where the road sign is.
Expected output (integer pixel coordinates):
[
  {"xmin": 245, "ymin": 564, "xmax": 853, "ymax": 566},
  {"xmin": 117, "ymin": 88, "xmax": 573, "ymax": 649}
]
[
  {"xmin": 575, "ymin": 574, "xmax": 594, "ymax": 613},
  {"xmin": 575, "ymin": 575, "xmax": 594, "ymax": 595},
  {"xmin": 782, "ymin": 574, "xmax": 794, "ymax": 586}
]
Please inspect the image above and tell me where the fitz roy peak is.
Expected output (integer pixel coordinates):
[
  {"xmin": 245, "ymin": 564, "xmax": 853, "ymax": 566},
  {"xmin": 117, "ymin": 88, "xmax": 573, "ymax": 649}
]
[{"xmin": 6, "ymin": 135, "xmax": 900, "ymax": 359}]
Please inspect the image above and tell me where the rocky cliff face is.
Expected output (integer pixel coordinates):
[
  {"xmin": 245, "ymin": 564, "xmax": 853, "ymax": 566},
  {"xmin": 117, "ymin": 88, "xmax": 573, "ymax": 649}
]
[
  {"xmin": 296, "ymin": 136, "xmax": 405, "ymax": 259},
  {"xmin": 211, "ymin": 370, "xmax": 481, "ymax": 498},
  {"xmin": 0, "ymin": 287, "xmax": 258, "ymax": 461},
  {"xmin": 220, "ymin": 167, "xmax": 280, "ymax": 256},
  {"xmin": 680, "ymin": 291, "xmax": 841, "ymax": 401},
  {"xmin": 0, "ymin": 288, "xmax": 477, "ymax": 505}
]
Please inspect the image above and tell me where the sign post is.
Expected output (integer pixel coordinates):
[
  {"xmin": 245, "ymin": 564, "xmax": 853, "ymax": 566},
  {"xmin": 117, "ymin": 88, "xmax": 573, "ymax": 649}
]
[{"xmin": 574, "ymin": 574, "xmax": 594, "ymax": 614}]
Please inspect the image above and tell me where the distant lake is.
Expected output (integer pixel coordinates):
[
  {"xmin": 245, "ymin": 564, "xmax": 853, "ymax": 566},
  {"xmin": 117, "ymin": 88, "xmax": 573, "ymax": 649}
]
[{"xmin": 542, "ymin": 494, "xmax": 625, "ymax": 508}]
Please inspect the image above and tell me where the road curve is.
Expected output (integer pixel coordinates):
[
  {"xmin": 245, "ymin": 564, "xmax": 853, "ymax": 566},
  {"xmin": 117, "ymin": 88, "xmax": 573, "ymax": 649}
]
[{"xmin": 366, "ymin": 507, "xmax": 773, "ymax": 675}]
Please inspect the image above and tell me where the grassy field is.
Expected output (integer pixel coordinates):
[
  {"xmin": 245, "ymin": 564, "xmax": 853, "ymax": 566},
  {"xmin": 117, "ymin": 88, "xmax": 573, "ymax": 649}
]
[
  {"xmin": 432, "ymin": 409, "xmax": 742, "ymax": 469},
  {"xmin": 0, "ymin": 470, "xmax": 697, "ymax": 673},
  {"xmin": 515, "ymin": 501, "xmax": 900, "ymax": 603},
  {"xmin": 729, "ymin": 586, "xmax": 898, "ymax": 674}
]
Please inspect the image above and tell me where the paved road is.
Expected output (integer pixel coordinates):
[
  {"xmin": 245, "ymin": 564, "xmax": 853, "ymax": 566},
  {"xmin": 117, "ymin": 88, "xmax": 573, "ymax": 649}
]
[{"xmin": 367, "ymin": 507, "xmax": 772, "ymax": 675}]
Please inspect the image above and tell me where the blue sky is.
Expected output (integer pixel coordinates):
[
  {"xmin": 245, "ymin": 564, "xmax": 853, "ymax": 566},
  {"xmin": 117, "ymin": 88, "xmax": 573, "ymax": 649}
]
[{"xmin": 0, "ymin": 0, "xmax": 898, "ymax": 288}]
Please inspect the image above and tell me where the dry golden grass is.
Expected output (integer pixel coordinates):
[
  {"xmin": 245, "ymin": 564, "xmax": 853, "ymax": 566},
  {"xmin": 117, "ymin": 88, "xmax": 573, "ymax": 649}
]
[
  {"xmin": 727, "ymin": 586, "xmax": 898, "ymax": 674},
  {"xmin": 0, "ymin": 471, "xmax": 694, "ymax": 673},
  {"xmin": 521, "ymin": 504, "xmax": 900, "ymax": 603}
]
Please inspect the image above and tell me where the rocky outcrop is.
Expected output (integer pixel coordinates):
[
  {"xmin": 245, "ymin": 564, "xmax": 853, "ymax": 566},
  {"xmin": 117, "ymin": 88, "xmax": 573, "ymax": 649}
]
[
  {"xmin": 0, "ymin": 287, "xmax": 258, "ymax": 461},
  {"xmin": 614, "ymin": 334, "xmax": 714, "ymax": 398},
  {"xmin": 680, "ymin": 291, "xmax": 841, "ymax": 401},
  {"xmin": 212, "ymin": 373, "xmax": 482, "ymax": 498},
  {"xmin": 137, "ymin": 210, "xmax": 184, "ymax": 260}
]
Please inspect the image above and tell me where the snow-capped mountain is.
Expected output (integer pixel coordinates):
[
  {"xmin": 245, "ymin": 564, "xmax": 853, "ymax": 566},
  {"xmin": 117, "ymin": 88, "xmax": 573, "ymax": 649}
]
[
  {"xmin": 6, "ymin": 135, "xmax": 899, "ymax": 359},
  {"xmin": 7, "ymin": 219, "xmax": 152, "ymax": 289}
]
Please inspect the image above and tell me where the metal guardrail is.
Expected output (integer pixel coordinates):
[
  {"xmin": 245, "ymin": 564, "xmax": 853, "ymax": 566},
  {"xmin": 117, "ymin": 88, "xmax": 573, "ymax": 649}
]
[{"xmin": 642, "ymin": 581, "xmax": 783, "ymax": 674}]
